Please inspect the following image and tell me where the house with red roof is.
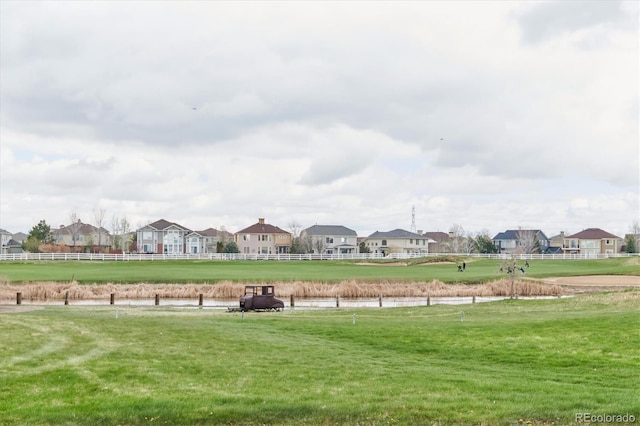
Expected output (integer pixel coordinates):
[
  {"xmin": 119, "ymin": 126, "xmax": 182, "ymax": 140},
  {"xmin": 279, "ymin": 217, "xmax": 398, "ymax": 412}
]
[
  {"xmin": 562, "ymin": 228, "xmax": 623, "ymax": 256},
  {"xmin": 234, "ymin": 218, "xmax": 292, "ymax": 255}
]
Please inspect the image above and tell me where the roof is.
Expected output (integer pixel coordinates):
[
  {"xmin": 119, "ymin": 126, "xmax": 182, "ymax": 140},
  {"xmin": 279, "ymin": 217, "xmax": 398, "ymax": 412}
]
[
  {"xmin": 422, "ymin": 232, "xmax": 450, "ymax": 242},
  {"xmin": 190, "ymin": 228, "xmax": 232, "ymax": 238},
  {"xmin": 236, "ymin": 221, "xmax": 290, "ymax": 235},
  {"xmin": 145, "ymin": 219, "xmax": 191, "ymax": 231},
  {"xmin": 566, "ymin": 228, "xmax": 621, "ymax": 239},
  {"xmin": 52, "ymin": 222, "xmax": 110, "ymax": 235},
  {"xmin": 303, "ymin": 225, "xmax": 357, "ymax": 236},
  {"xmin": 368, "ymin": 229, "xmax": 433, "ymax": 239},
  {"xmin": 493, "ymin": 229, "xmax": 544, "ymax": 240}
]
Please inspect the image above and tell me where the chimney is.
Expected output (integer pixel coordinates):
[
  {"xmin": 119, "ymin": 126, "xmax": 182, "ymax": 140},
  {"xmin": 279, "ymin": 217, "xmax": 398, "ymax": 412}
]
[
  {"xmin": 417, "ymin": 230, "xmax": 423, "ymax": 235},
  {"xmin": 258, "ymin": 218, "xmax": 265, "ymax": 224}
]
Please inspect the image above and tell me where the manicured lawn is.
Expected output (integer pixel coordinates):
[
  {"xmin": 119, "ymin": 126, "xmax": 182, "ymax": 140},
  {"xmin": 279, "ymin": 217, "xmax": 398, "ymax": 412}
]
[
  {"xmin": 1, "ymin": 292, "xmax": 638, "ymax": 425},
  {"xmin": 0, "ymin": 257, "xmax": 637, "ymax": 284}
]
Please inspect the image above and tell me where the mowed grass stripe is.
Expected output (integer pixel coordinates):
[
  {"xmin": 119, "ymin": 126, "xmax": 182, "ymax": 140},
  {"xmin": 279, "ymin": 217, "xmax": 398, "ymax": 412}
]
[{"xmin": 0, "ymin": 257, "xmax": 638, "ymax": 284}]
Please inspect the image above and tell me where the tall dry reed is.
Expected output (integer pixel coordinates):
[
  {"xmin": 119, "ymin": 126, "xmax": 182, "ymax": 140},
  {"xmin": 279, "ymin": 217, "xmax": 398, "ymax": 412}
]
[{"xmin": 0, "ymin": 279, "xmax": 564, "ymax": 301}]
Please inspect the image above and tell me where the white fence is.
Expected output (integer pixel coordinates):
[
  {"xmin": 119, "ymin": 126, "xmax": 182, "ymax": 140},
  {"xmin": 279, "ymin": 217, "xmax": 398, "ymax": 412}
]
[{"xmin": 0, "ymin": 252, "xmax": 636, "ymax": 262}]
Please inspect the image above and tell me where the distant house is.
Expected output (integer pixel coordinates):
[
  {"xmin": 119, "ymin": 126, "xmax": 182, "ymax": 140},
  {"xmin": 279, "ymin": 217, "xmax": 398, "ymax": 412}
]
[
  {"xmin": 136, "ymin": 219, "xmax": 191, "ymax": 254},
  {"xmin": 0, "ymin": 229, "xmax": 13, "ymax": 255},
  {"xmin": 185, "ymin": 228, "xmax": 233, "ymax": 254},
  {"xmin": 234, "ymin": 218, "xmax": 292, "ymax": 255},
  {"xmin": 421, "ymin": 231, "xmax": 452, "ymax": 253},
  {"xmin": 492, "ymin": 229, "xmax": 550, "ymax": 254},
  {"xmin": 547, "ymin": 232, "xmax": 566, "ymax": 254},
  {"xmin": 52, "ymin": 221, "xmax": 113, "ymax": 252},
  {"xmin": 363, "ymin": 229, "xmax": 435, "ymax": 256},
  {"xmin": 562, "ymin": 228, "xmax": 623, "ymax": 256},
  {"xmin": 301, "ymin": 225, "xmax": 359, "ymax": 255}
]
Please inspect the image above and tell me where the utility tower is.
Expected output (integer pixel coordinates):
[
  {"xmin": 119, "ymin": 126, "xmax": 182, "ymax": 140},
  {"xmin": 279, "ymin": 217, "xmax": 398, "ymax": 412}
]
[{"xmin": 410, "ymin": 205, "xmax": 416, "ymax": 233}]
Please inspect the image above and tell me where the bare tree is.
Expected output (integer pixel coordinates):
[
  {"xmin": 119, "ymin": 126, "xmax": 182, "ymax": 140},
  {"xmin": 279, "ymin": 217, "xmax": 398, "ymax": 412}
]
[
  {"xmin": 119, "ymin": 216, "xmax": 131, "ymax": 252},
  {"xmin": 448, "ymin": 224, "xmax": 467, "ymax": 254},
  {"xmin": 68, "ymin": 211, "xmax": 82, "ymax": 251},
  {"xmin": 288, "ymin": 220, "xmax": 302, "ymax": 238},
  {"xmin": 516, "ymin": 228, "xmax": 539, "ymax": 254},
  {"xmin": 111, "ymin": 214, "xmax": 121, "ymax": 251},
  {"xmin": 93, "ymin": 208, "xmax": 106, "ymax": 252}
]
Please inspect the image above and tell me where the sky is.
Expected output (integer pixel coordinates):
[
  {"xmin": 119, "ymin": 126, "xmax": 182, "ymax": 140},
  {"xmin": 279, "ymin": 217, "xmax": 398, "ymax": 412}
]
[{"xmin": 1, "ymin": 1, "xmax": 638, "ymax": 239}]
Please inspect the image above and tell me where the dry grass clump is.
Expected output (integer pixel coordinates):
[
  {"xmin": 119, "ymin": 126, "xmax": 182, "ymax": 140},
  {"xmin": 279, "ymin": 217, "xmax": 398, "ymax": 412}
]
[{"xmin": 0, "ymin": 279, "xmax": 564, "ymax": 301}]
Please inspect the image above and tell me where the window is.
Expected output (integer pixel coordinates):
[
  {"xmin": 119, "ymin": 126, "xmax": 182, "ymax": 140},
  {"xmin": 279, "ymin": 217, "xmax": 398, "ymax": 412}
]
[
  {"xmin": 243, "ymin": 235, "xmax": 250, "ymax": 241},
  {"xmin": 260, "ymin": 234, "xmax": 269, "ymax": 241},
  {"xmin": 326, "ymin": 237, "xmax": 334, "ymax": 244},
  {"xmin": 341, "ymin": 237, "xmax": 347, "ymax": 243}
]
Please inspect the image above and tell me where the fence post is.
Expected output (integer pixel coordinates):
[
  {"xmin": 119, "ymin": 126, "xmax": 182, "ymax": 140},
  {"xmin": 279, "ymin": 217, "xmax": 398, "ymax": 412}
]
[
  {"xmin": 64, "ymin": 291, "xmax": 69, "ymax": 305},
  {"xmin": 379, "ymin": 294, "xmax": 382, "ymax": 307},
  {"xmin": 472, "ymin": 295, "xmax": 476, "ymax": 304},
  {"xmin": 199, "ymin": 294, "xmax": 203, "ymax": 308},
  {"xmin": 336, "ymin": 295, "xmax": 340, "ymax": 308},
  {"xmin": 16, "ymin": 292, "xmax": 22, "ymax": 305},
  {"xmin": 290, "ymin": 294, "xmax": 295, "ymax": 308},
  {"xmin": 110, "ymin": 293, "xmax": 115, "ymax": 305},
  {"xmin": 427, "ymin": 294, "xmax": 431, "ymax": 306},
  {"xmin": 155, "ymin": 294, "xmax": 160, "ymax": 306}
]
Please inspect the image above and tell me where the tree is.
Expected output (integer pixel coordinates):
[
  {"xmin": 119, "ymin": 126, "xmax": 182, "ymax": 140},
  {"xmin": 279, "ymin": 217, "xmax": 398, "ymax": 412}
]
[
  {"xmin": 223, "ymin": 241, "xmax": 239, "ymax": 253},
  {"xmin": 448, "ymin": 224, "xmax": 467, "ymax": 254},
  {"xmin": 474, "ymin": 233, "xmax": 497, "ymax": 254},
  {"xmin": 27, "ymin": 220, "xmax": 53, "ymax": 244},
  {"xmin": 68, "ymin": 211, "xmax": 82, "ymax": 251},
  {"xmin": 626, "ymin": 220, "xmax": 640, "ymax": 254},
  {"xmin": 515, "ymin": 228, "xmax": 539, "ymax": 254},
  {"xmin": 288, "ymin": 220, "xmax": 306, "ymax": 254},
  {"xmin": 359, "ymin": 241, "xmax": 370, "ymax": 254},
  {"xmin": 93, "ymin": 208, "xmax": 106, "ymax": 252}
]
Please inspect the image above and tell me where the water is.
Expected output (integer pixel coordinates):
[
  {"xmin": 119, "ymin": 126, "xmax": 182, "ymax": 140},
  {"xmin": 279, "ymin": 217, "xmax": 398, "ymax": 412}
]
[{"xmin": 2, "ymin": 295, "xmax": 565, "ymax": 309}]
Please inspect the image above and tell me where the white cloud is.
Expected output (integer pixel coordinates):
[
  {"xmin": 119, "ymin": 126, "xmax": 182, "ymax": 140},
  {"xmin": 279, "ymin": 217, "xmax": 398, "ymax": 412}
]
[{"xmin": 0, "ymin": 1, "xmax": 637, "ymax": 239}]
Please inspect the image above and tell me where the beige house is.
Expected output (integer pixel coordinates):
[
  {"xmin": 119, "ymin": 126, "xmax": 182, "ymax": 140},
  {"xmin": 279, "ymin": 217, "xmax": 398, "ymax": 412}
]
[
  {"xmin": 234, "ymin": 218, "xmax": 292, "ymax": 255},
  {"xmin": 363, "ymin": 229, "xmax": 435, "ymax": 256},
  {"xmin": 562, "ymin": 228, "xmax": 622, "ymax": 256},
  {"xmin": 52, "ymin": 221, "xmax": 112, "ymax": 252}
]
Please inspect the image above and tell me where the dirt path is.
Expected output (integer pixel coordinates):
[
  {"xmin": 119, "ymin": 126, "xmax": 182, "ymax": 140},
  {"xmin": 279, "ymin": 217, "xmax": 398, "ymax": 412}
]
[{"xmin": 541, "ymin": 275, "xmax": 639, "ymax": 287}]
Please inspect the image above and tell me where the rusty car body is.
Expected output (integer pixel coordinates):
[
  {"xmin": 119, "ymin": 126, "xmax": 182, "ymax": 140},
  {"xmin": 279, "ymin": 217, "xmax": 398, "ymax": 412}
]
[{"xmin": 239, "ymin": 285, "xmax": 285, "ymax": 311}]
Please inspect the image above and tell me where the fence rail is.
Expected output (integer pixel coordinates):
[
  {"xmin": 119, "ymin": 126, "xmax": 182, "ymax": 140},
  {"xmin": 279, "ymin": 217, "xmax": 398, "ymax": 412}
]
[{"xmin": 0, "ymin": 252, "xmax": 636, "ymax": 262}]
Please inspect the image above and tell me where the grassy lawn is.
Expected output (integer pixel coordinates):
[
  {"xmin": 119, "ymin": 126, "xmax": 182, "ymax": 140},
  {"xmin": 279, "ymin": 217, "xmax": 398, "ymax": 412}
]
[
  {"xmin": 0, "ymin": 257, "xmax": 638, "ymax": 284},
  {"xmin": 1, "ymin": 292, "xmax": 638, "ymax": 425}
]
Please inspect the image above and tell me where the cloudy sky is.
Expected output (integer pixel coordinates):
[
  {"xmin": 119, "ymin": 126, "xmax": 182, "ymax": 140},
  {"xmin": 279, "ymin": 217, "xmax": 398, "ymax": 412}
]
[{"xmin": 1, "ymin": 1, "xmax": 638, "ymax": 239}]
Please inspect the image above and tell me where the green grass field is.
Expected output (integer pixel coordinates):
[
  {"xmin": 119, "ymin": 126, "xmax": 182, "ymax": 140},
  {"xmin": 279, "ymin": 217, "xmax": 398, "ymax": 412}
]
[
  {"xmin": 1, "ymin": 292, "xmax": 638, "ymax": 425},
  {"xmin": 0, "ymin": 257, "xmax": 638, "ymax": 284}
]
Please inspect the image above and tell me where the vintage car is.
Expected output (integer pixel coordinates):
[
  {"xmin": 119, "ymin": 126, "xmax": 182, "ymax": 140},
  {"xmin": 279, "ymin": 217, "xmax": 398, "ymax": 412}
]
[{"xmin": 239, "ymin": 285, "xmax": 285, "ymax": 311}]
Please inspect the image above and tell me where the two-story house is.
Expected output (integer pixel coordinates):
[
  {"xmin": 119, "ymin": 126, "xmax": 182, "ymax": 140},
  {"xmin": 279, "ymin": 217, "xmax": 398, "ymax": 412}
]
[
  {"xmin": 301, "ymin": 225, "xmax": 359, "ymax": 255},
  {"xmin": 137, "ymin": 219, "xmax": 191, "ymax": 254},
  {"xmin": 234, "ymin": 218, "xmax": 292, "ymax": 255},
  {"xmin": 563, "ymin": 228, "xmax": 622, "ymax": 256},
  {"xmin": 185, "ymin": 227, "xmax": 233, "ymax": 254},
  {"xmin": 364, "ymin": 229, "xmax": 435, "ymax": 256},
  {"xmin": 492, "ymin": 229, "xmax": 550, "ymax": 254},
  {"xmin": 52, "ymin": 221, "xmax": 113, "ymax": 252}
]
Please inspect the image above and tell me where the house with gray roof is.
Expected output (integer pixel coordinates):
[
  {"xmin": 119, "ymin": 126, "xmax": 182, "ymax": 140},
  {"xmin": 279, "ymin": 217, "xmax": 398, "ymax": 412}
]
[
  {"xmin": 136, "ymin": 219, "xmax": 191, "ymax": 254},
  {"xmin": 301, "ymin": 225, "xmax": 359, "ymax": 255},
  {"xmin": 363, "ymin": 229, "xmax": 435, "ymax": 256},
  {"xmin": 492, "ymin": 229, "xmax": 550, "ymax": 254},
  {"xmin": 185, "ymin": 227, "xmax": 233, "ymax": 254},
  {"xmin": 562, "ymin": 228, "xmax": 622, "ymax": 256}
]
